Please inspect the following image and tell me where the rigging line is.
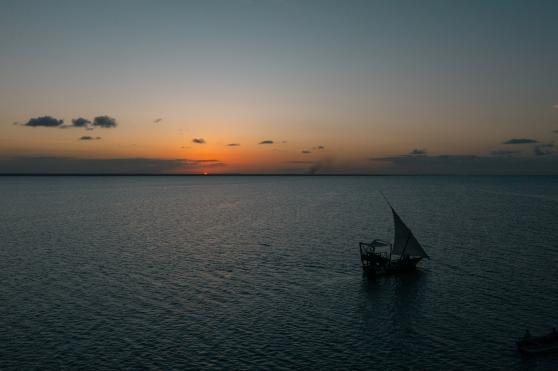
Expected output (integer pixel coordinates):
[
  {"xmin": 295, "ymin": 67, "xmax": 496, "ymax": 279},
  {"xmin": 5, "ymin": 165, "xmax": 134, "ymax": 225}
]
[{"xmin": 379, "ymin": 190, "xmax": 394, "ymax": 209}]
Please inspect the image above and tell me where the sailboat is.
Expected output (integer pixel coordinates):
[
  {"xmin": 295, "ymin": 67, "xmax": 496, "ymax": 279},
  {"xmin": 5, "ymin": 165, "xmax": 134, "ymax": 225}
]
[{"xmin": 359, "ymin": 195, "xmax": 429, "ymax": 276}]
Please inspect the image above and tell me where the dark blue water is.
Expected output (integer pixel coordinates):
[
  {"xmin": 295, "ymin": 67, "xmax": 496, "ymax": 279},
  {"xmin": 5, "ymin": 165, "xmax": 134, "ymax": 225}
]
[{"xmin": 1, "ymin": 176, "xmax": 557, "ymax": 369}]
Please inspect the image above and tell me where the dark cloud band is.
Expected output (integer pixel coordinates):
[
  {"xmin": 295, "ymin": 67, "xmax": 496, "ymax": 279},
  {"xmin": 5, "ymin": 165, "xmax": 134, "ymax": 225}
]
[
  {"xmin": 371, "ymin": 153, "xmax": 558, "ymax": 175},
  {"xmin": 503, "ymin": 138, "xmax": 538, "ymax": 144},
  {"xmin": 0, "ymin": 156, "xmax": 224, "ymax": 174}
]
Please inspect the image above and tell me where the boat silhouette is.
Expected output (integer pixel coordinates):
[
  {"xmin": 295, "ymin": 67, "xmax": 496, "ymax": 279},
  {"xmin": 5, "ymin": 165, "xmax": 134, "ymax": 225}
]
[
  {"xmin": 359, "ymin": 194, "xmax": 429, "ymax": 276},
  {"xmin": 517, "ymin": 328, "xmax": 558, "ymax": 355}
]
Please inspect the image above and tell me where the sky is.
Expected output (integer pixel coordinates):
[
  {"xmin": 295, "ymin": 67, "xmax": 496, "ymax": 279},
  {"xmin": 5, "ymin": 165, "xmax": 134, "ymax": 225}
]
[{"xmin": 1, "ymin": 0, "xmax": 557, "ymax": 174}]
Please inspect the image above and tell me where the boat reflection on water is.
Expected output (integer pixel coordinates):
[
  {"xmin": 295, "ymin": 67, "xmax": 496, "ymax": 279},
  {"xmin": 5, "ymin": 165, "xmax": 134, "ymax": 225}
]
[
  {"xmin": 359, "ymin": 269, "xmax": 428, "ymax": 331},
  {"xmin": 356, "ymin": 268, "xmax": 431, "ymax": 368}
]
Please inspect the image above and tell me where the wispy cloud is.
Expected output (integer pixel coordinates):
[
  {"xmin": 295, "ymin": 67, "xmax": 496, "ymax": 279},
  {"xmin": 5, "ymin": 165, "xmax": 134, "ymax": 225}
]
[
  {"xmin": 154, "ymin": 118, "xmax": 163, "ymax": 123},
  {"xmin": 308, "ymin": 158, "xmax": 334, "ymax": 174},
  {"xmin": 503, "ymin": 138, "xmax": 539, "ymax": 144},
  {"xmin": 23, "ymin": 116, "xmax": 64, "ymax": 127},
  {"xmin": 192, "ymin": 138, "xmax": 206, "ymax": 144},
  {"xmin": 79, "ymin": 136, "xmax": 101, "ymax": 141},
  {"xmin": 533, "ymin": 143, "xmax": 555, "ymax": 156},
  {"xmin": 226, "ymin": 143, "xmax": 240, "ymax": 147},
  {"xmin": 259, "ymin": 140, "xmax": 274, "ymax": 144},
  {"xmin": 279, "ymin": 158, "xmax": 339, "ymax": 174},
  {"xmin": 301, "ymin": 150, "xmax": 311, "ymax": 154},
  {"xmin": 409, "ymin": 148, "xmax": 427, "ymax": 155},
  {"xmin": 312, "ymin": 145, "xmax": 325, "ymax": 150}
]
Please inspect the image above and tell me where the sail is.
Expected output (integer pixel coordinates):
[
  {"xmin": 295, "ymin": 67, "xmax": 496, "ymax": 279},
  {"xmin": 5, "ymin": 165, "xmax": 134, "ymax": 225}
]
[{"xmin": 390, "ymin": 208, "xmax": 429, "ymax": 258}]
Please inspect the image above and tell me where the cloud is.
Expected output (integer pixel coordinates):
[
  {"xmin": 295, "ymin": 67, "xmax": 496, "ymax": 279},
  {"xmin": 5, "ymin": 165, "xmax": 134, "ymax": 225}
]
[
  {"xmin": 533, "ymin": 143, "xmax": 555, "ymax": 156},
  {"xmin": 503, "ymin": 138, "xmax": 539, "ymax": 144},
  {"xmin": 283, "ymin": 157, "xmax": 357, "ymax": 174},
  {"xmin": 187, "ymin": 159, "xmax": 224, "ymax": 167},
  {"xmin": 301, "ymin": 150, "xmax": 311, "ymax": 154},
  {"xmin": 154, "ymin": 118, "xmax": 163, "ymax": 123},
  {"xmin": 226, "ymin": 143, "xmax": 240, "ymax": 147},
  {"xmin": 192, "ymin": 138, "xmax": 206, "ymax": 144},
  {"xmin": 308, "ymin": 158, "xmax": 334, "ymax": 174},
  {"xmin": 71, "ymin": 117, "xmax": 92, "ymax": 128},
  {"xmin": 259, "ymin": 140, "xmax": 274, "ymax": 144},
  {"xmin": 92, "ymin": 115, "xmax": 117, "ymax": 128},
  {"xmin": 79, "ymin": 136, "xmax": 101, "ymax": 141},
  {"xmin": 284, "ymin": 160, "xmax": 316, "ymax": 164},
  {"xmin": 371, "ymin": 152, "xmax": 558, "ymax": 175},
  {"xmin": 491, "ymin": 149, "xmax": 519, "ymax": 156},
  {"xmin": 553, "ymin": 130, "xmax": 558, "ymax": 133},
  {"xmin": 409, "ymin": 148, "xmax": 427, "ymax": 155},
  {"xmin": 313, "ymin": 145, "xmax": 325, "ymax": 150},
  {"xmin": 0, "ymin": 156, "xmax": 225, "ymax": 174},
  {"xmin": 23, "ymin": 116, "xmax": 64, "ymax": 127}
]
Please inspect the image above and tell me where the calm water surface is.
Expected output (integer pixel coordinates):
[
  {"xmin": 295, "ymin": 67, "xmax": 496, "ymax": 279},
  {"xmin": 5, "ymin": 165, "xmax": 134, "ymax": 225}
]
[{"xmin": 1, "ymin": 176, "xmax": 557, "ymax": 369}]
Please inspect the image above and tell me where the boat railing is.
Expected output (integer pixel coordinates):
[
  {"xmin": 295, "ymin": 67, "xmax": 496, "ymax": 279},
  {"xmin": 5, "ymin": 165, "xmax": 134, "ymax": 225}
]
[{"xmin": 361, "ymin": 250, "xmax": 388, "ymax": 260}]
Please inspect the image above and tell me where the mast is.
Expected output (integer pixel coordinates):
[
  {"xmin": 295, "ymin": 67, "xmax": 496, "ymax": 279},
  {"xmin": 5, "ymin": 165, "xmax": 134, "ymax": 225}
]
[{"xmin": 380, "ymin": 191, "xmax": 394, "ymax": 263}]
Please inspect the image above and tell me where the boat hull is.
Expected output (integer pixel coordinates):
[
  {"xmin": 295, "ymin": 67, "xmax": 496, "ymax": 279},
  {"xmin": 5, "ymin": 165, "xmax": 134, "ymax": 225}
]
[
  {"xmin": 517, "ymin": 343, "xmax": 558, "ymax": 355},
  {"xmin": 362, "ymin": 256, "xmax": 422, "ymax": 276},
  {"xmin": 517, "ymin": 332, "xmax": 558, "ymax": 355}
]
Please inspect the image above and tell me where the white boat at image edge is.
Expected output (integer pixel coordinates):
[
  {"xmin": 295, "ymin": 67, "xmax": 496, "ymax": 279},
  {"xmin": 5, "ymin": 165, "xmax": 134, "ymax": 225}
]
[{"xmin": 359, "ymin": 195, "xmax": 430, "ymax": 276}]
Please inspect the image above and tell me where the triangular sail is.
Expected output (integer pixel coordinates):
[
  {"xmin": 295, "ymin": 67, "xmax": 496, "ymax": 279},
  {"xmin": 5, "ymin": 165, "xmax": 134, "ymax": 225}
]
[{"xmin": 390, "ymin": 208, "xmax": 429, "ymax": 258}]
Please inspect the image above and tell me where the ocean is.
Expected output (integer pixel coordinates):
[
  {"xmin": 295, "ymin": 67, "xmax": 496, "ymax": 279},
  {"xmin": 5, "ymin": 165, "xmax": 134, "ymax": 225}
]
[{"xmin": 1, "ymin": 175, "xmax": 557, "ymax": 369}]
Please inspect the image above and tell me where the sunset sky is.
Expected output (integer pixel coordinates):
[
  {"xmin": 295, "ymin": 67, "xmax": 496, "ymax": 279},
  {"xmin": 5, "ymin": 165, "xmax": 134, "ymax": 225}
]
[{"xmin": 1, "ymin": 0, "xmax": 557, "ymax": 174}]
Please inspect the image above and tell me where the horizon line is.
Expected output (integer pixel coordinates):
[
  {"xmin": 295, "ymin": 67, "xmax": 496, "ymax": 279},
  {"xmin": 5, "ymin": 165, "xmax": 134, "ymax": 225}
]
[{"xmin": 1, "ymin": 173, "xmax": 557, "ymax": 177}]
